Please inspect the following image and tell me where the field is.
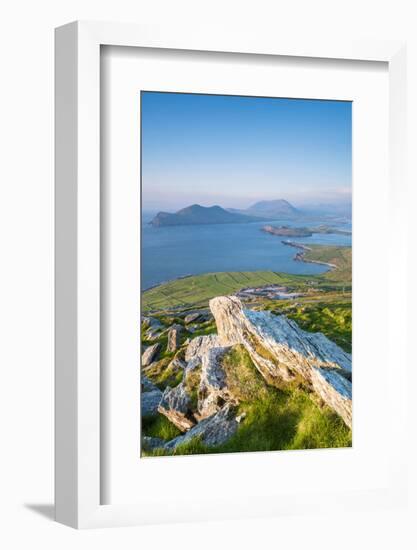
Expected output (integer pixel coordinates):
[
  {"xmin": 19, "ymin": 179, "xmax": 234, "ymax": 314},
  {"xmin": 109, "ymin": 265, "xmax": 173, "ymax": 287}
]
[
  {"xmin": 142, "ymin": 245, "xmax": 351, "ymax": 312},
  {"xmin": 303, "ymin": 244, "xmax": 352, "ymax": 285}
]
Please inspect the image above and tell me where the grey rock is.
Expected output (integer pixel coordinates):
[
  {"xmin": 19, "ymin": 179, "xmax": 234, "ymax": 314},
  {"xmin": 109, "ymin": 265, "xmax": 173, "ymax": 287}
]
[
  {"xmin": 142, "ymin": 436, "xmax": 165, "ymax": 451},
  {"xmin": 198, "ymin": 346, "xmax": 231, "ymax": 419},
  {"xmin": 210, "ymin": 296, "xmax": 352, "ymax": 428},
  {"xmin": 166, "ymin": 324, "xmax": 183, "ymax": 353},
  {"xmin": 185, "ymin": 334, "xmax": 222, "ymax": 363},
  {"xmin": 165, "ymin": 404, "xmax": 238, "ymax": 451},
  {"xmin": 158, "ymin": 383, "xmax": 195, "ymax": 432},
  {"xmin": 142, "ymin": 343, "xmax": 161, "ymax": 367},
  {"xmin": 184, "ymin": 311, "xmax": 211, "ymax": 324},
  {"xmin": 141, "ymin": 389, "xmax": 163, "ymax": 417},
  {"xmin": 141, "ymin": 375, "xmax": 159, "ymax": 392},
  {"xmin": 144, "ymin": 326, "xmax": 166, "ymax": 341},
  {"xmin": 142, "ymin": 316, "xmax": 162, "ymax": 329},
  {"xmin": 168, "ymin": 357, "xmax": 186, "ymax": 372}
]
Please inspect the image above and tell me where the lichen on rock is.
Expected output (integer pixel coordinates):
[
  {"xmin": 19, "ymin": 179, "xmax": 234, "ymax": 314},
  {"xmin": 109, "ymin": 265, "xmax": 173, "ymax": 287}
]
[{"xmin": 209, "ymin": 295, "xmax": 352, "ymax": 427}]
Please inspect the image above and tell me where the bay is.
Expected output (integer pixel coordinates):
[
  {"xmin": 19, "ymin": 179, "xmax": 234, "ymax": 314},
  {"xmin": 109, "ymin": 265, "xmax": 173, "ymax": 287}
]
[{"xmin": 141, "ymin": 212, "xmax": 352, "ymax": 290}]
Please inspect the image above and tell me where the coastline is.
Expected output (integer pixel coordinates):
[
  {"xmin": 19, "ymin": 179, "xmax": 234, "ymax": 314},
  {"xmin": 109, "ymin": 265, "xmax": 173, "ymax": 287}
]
[
  {"xmin": 142, "ymin": 241, "xmax": 349, "ymax": 297},
  {"xmin": 281, "ymin": 240, "xmax": 337, "ymax": 270},
  {"xmin": 142, "ymin": 273, "xmax": 193, "ymax": 292}
]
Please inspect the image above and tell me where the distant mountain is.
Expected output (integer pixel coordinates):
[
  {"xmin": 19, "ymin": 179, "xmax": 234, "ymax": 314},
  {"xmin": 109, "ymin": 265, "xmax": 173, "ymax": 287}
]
[
  {"xmin": 150, "ymin": 204, "xmax": 262, "ymax": 227},
  {"xmin": 228, "ymin": 199, "xmax": 300, "ymax": 219}
]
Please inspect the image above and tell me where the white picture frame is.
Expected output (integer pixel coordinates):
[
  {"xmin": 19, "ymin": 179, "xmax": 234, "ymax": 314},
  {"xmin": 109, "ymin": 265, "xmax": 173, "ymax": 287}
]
[{"xmin": 55, "ymin": 21, "xmax": 407, "ymax": 529}]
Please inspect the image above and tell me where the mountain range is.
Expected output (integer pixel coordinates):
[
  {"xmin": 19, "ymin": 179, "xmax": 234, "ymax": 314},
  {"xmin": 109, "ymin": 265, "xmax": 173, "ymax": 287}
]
[
  {"xmin": 228, "ymin": 199, "xmax": 299, "ymax": 219},
  {"xmin": 150, "ymin": 200, "xmax": 300, "ymax": 227}
]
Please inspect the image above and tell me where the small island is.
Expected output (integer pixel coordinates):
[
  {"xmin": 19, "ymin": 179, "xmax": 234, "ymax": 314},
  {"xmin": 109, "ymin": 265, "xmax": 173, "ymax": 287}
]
[
  {"xmin": 262, "ymin": 225, "xmax": 313, "ymax": 237},
  {"xmin": 262, "ymin": 224, "xmax": 351, "ymax": 238}
]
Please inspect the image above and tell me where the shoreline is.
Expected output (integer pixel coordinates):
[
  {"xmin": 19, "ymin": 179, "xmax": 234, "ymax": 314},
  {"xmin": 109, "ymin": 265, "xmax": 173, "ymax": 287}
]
[
  {"xmin": 143, "ymin": 273, "xmax": 193, "ymax": 292},
  {"xmin": 281, "ymin": 240, "xmax": 337, "ymax": 271},
  {"xmin": 143, "ymin": 241, "xmax": 344, "ymax": 293}
]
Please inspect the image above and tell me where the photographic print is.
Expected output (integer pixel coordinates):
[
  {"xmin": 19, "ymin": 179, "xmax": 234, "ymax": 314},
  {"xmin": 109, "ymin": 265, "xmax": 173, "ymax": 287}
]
[{"xmin": 140, "ymin": 92, "xmax": 352, "ymax": 457}]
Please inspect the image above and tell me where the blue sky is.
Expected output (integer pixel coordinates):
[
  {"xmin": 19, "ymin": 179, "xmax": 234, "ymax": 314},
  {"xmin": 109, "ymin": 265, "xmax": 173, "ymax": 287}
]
[{"xmin": 141, "ymin": 92, "xmax": 352, "ymax": 212}]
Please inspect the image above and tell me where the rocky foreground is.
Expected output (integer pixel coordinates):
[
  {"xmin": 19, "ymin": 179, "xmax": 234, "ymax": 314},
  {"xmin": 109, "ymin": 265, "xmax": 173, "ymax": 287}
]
[{"xmin": 141, "ymin": 295, "xmax": 352, "ymax": 455}]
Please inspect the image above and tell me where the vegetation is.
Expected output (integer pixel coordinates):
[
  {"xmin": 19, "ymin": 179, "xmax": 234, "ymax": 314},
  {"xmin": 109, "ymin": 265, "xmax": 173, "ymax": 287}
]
[
  {"xmin": 142, "ymin": 414, "xmax": 182, "ymax": 441},
  {"xmin": 143, "ymin": 270, "xmax": 318, "ymax": 311},
  {"xmin": 142, "ymin": 245, "xmax": 351, "ymax": 312},
  {"xmin": 141, "ymin": 244, "xmax": 352, "ymax": 457},
  {"xmin": 143, "ymin": 357, "xmax": 183, "ymax": 389},
  {"xmin": 303, "ymin": 244, "xmax": 352, "ymax": 285},
  {"xmin": 284, "ymin": 301, "xmax": 352, "ymax": 353},
  {"xmin": 143, "ymin": 346, "xmax": 351, "ymax": 457}
]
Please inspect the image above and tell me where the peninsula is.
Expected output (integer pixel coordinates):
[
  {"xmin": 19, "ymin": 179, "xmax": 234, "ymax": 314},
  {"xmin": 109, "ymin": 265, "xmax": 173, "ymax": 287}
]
[{"xmin": 262, "ymin": 224, "xmax": 351, "ymax": 238}]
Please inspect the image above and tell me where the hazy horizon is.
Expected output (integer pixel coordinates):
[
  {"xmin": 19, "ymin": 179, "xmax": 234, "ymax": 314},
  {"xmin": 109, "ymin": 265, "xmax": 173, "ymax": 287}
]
[
  {"xmin": 141, "ymin": 92, "xmax": 352, "ymax": 212},
  {"xmin": 141, "ymin": 197, "xmax": 352, "ymax": 216}
]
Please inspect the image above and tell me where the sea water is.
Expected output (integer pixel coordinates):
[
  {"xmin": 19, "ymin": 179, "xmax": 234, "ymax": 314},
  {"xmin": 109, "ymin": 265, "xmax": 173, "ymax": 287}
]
[{"xmin": 141, "ymin": 212, "xmax": 352, "ymax": 290}]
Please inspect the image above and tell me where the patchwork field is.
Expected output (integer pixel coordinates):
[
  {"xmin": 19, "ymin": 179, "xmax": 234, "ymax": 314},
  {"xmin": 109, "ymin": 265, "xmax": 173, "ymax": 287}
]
[
  {"xmin": 142, "ymin": 245, "xmax": 351, "ymax": 312},
  {"xmin": 141, "ymin": 245, "xmax": 352, "ymax": 456}
]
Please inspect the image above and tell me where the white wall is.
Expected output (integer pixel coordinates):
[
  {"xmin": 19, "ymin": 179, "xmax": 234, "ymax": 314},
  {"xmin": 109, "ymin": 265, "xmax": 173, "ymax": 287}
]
[{"xmin": 0, "ymin": 0, "xmax": 416, "ymax": 547}]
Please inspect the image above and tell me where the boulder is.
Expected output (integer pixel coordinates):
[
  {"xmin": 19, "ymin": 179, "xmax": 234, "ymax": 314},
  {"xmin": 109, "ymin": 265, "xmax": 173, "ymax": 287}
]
[
  {"xmin": 141, "ymin": 375, "xmax": 159, "ymax": 392},
  {"xmin": 142, "ymin": 436, "xmax": 165, "ymax": 451},
  {"xmin": 165, "ymin": 404, "xmax": 238, "ymax": 451},
  {"xmin": 209, "ymin": 296, "xmax": 352, "ymax": 428},
  {"xmin": 166, "ymin": 324, "xmax": 183, "ymax": 353},
  {"xmin": 142, "ymin": 316, "xmax": 162, "ymax": 329},
  {"xmin": 158, "ymin": 383, "xmax": 196, "ymax": 431},
  {"xmin": 184, "ymin": 311, "xmax": 211, "ymax": 324},
  {"xmin": 144, "ymin": 326, "xmax": 165, "ymax": 341},
  {"xmin": 198, "ymin": 346, "xmax": 232, "ymax": 419},
  {"xmin": 141, "ymin": 388, "xmax": 163, "ymax": 417},
  {"xmin": 185, "ymin": 334, "xmax": 222, "ymax": 363},
  {"xmin": 141, "ymin": 343, "xmax": 161, "ymax": 367}
]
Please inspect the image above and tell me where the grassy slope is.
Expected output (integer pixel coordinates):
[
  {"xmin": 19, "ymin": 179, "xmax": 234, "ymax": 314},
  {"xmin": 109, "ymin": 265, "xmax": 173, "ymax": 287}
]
[
  {"xmin": 143, "ymin": 345, "xmax": 351, "ymax": 456},
  {"xmin": 141, "ymin": 244, "xmax": 352, "ymax": 455},
  {"xmin": 143, "ymin": 270, "xmax": 317, "ymax": 312},
  {"xmin": 303, "ymin": 244, "xmax": 352, "ymax": 285}
]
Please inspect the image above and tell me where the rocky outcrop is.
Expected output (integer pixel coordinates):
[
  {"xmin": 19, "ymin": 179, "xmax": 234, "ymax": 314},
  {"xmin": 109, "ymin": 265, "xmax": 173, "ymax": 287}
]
[
  {"xmin": 141, "ymin": 387, "xmax": 163, "ymax": 417},
  {"xmin": 198, "ymin": 346, "xmax": 232, "ymax": 419},
  {"xmin": 158, "ymin": 383, "xmax": 196, "ymax": 431},
  {"xmin": 158, "ymin": 334, "xmax": 233, "ymax": 430},
  {"xmin": 141, "ymin": 375, "xmax": 163, "ymax": 417},
  {"xmin": 142, "ymin": 316, "xmax": 162, "ymax": 330},
  {"xmin": 165, "ymin": 404, "xmax": 238, "ymax": 451},
  {"xmin": 209, "ymin": 296, "xmax": 352, "ymax": 428},
  {"xmin": 141, "ymin": 343, "xmax": 161, "ymax": 367},
  {"xmin": 184, "ymin": 311, "xmax": 211, "ymax": 324},
  {"xmin": 167, "ymin": 357, "xmax": 186, "ymax": 372},
  {"xmin": 144, "ymin": 326, "xmax": 166, "ymax": 341},
  {"xmin": 185, "ymin": 334, "xmax": 222, "ymax": 364},
  {"xmin": 166, "ymin": 324, "xmax": 183, "ymax": 352},
  {"xmin": 141, "ymin": 375, "xmax": 159, "ymax": 393},
  {"xmin": 142, "ymin": 435, "xmax": 166, "ymax": 451}
]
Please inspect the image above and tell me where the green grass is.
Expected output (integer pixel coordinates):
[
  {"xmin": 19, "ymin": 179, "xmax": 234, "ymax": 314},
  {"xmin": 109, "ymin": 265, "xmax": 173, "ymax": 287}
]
[
  {"xmin": 283, "ymin": 301, "xmax": 352, "ymax": 353},
  {"xmin": 303, "ymin": 245, "xmax": 352, "ymax": 285},
  {"xmin": 142, "ymin": 270, "xmax": 317, "ymax": 312},
  {"xmin": 142, "ymin": 245, "xmax": 352, "ymax": 312},
  {"xmin": 141, "ymin": 245, "xmax": 352, "ymax": 457},
  {"xmin": 144, "ymin": 346, "xmax": 352, "ymax": 457},
  {"xmin": 143, "ymin": 357, "xmax": 183, "ymax": 389},
  {"xmin": 142, "ymin": 414, "xmax": 182, "ymax": 441}
]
